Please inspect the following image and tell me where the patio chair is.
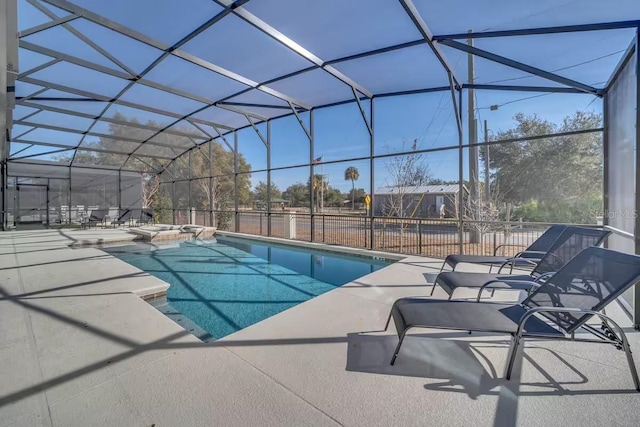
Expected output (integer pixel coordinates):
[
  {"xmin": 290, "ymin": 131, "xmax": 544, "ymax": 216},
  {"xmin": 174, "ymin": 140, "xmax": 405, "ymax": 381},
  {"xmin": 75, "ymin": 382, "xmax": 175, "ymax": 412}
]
[
  {"xmin": 431, "ymin": 226, "xmax": 611, "ymax": 299},
  {"xmin": 385, "ymin": 246, "xmax": 640, "ymax": 390},
  {"xmin": 138, "ymin": 208, "xmax": 154, "ymax": 226},
  {"xmin": 81, "ymin": 209, "xmax": 107, "ymax": 229},
  {"xmin": 441, "ymin": 224, "xmax": 568, "ymax": 272},
  {"xmin": 111, "ymin": 209, "xmax": 132, "ymax": 228}
]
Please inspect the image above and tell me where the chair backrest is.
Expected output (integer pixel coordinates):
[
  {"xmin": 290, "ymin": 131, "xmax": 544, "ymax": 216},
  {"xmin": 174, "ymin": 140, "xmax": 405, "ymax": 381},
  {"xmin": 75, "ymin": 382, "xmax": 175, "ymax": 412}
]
[
  {"xmin": 128, "ymin": 208, "xmax": 142, "ymax": 220},
  {"xmin": 523, "ymin": 246, "xmax": 640, "ymax": 334},
  {"xmin": 532, "ymin": 226, "xmax": 611, "ymax": 276},
  {"xmin": 526, "ymin": 225, "xmax": 569, "ymax": 252},
  {"xmin": 141, "ymin": 209, "xmax": 153, "ymax": 220},
  {"xmin": 89, "ymin": 209, "xmax": 107, "ymax": 221},
  {"xmin": 118, "ymin": 209, "xmax": 132, "ymax": 221}
]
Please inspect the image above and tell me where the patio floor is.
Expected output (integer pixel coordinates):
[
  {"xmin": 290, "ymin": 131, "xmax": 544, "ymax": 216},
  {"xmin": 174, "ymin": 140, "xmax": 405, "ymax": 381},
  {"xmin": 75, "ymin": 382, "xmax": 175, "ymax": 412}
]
[{"xmin": 1, "ymin": 229, "xmax": 639, "ymax": 426}]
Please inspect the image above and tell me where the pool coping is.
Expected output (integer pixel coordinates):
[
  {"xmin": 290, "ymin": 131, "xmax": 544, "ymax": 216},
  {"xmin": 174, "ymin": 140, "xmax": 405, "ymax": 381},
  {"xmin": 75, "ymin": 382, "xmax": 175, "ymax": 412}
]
[{"xmin": 214, "ymin": 231, "xmax": 409, "ymax": 263}]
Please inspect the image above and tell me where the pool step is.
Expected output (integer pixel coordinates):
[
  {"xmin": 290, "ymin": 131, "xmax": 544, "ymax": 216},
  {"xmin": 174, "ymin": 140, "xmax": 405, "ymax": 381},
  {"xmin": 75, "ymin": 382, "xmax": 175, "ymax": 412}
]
[{"xmin": 148, "ymin": 296, "xmax": 214, "ymax": 342}]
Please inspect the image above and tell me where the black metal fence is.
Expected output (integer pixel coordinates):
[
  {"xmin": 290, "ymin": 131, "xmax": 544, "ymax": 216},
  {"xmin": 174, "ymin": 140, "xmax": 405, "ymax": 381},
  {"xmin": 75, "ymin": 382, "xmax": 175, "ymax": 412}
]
[{"xmin": 201, "ymin": 211, "xmax": 599, "ymax": 258}]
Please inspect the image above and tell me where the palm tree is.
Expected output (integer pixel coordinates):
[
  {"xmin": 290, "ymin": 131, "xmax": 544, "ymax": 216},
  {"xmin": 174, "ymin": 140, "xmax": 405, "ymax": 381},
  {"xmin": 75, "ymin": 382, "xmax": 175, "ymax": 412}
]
[
  {"xmin": 344, "ymin": 166, "xmax": 359, "ymax": 210},
  {"xmin": 309, "ymin": 174, "xmax": 327, "ymax": 210}
]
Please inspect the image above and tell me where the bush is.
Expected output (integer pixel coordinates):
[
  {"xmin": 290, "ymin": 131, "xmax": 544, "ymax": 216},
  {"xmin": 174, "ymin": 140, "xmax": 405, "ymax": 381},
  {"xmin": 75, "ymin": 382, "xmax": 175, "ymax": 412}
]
[{"xmin": 509, "ymin": 197, "xmax": 602, "ymax": 224}]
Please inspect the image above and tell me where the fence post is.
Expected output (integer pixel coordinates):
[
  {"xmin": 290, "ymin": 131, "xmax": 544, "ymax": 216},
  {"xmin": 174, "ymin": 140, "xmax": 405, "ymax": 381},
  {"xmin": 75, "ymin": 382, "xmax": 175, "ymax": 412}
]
[
  {"xmin": 322, "ymin": 215, "xmax": 325, "ymax": 242},
  {"xmin": 418, "ymin": 221, "xmax": 422, "ymax": 254},
  {"xmin": 364, "ymin": 217, "xmax": 367, "ymax": 248},
  {"xmin": 493, "ymin": 232, "xmax": 497, "ymax": 255}
]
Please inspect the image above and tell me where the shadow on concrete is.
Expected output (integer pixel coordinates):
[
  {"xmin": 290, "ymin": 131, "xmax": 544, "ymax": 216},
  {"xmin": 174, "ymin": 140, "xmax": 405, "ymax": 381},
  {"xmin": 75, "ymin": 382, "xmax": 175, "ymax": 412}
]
[
  {"xmin": 345, "ymin": 331, "xmax": 639, "ymax": 427},
  {"xmin": 1, "ymin": 280, "xmax": 638, "ymax": 427},
  {"xmin": 0, "ymin": 253, "xmax": 112, "ymax": 271},
  {"xmin": 0, "ymin": 271, "xmax": 151, "ymax": 300},
  {"xmin": 2, "ymin": 231, "xmax": 639, "ymax": 427}
]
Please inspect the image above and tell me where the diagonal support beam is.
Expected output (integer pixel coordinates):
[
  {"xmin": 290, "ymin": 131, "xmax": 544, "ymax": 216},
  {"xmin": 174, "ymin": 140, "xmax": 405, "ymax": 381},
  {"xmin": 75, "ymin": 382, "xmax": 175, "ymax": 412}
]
[
  {"xmin": 14, "ymin": 106, "xmax": 42, "ymax": 122},
  {"xmin": 209, "ymin": 124, "xmax": 234, "ymax": 153},
  {"xmin": 130, "ymin": 155, "xmax": 164, "ymax": 174},
  {"xmin": 19, "ymin": 40, "xmax": 132, "ymax": 79},
  {"xmin": 19, "ymin": 40, "xmax": 244, "ymax": 109},
  {"xmin": 9, "ymin": 144, "xmax": 34, "ymax": 158},
  {"xmin": 439, "ymin": 39, "xmax": 600, "ymax": 95},
  {"xmin": 12, "ymin": 126, "xmax": 36, "ymax": 140},
  {"xmin": 17, "ymin": 76, "xmax": 235, "ymax": 131},
  {"xmin": 19, "ymin": 14, "xmax": 79, "ymax": 37},
  {"xmin": 11, "ymin": 139, "xmax": 176, "ymax": 159},
  {"xmin": 448, "ymin": 74, "xmax": 462, "ymax": 136},
  {"xmin": 27, "ymin": 0, "xmax": 137, "ymax": 77},
  {"xmin": 398, "ymin": 0, "xmax": 461, "ymax": 88},
  {"xmin": 12, "ymin": 147, "xmax": 72, "ymax": 160},
  {"xmin": 351, "ymin": 88, "xmax": 372, "ymax": 136},
  {"xmin": 18, "ymin": 86, "xmax": 48, "ymax": 103},
  {"xmin": 19, "ymin": 100, "xmax": 211, "ymax": 139},
  {"xmin": 40, "ymin": 0, "xmax": 312, "ymax": 110},
  {"xmin": 18, "ymin": 58, "xmax": 60, "ymax": 79},
  {"xmin": 216, "ymin": 103, "xmax": 268, "ymax": 121},
  {"xmin": 218, "ymin": 0, "xmax": 373, "ymax": 98},
  {"xmin": 245, "ymin": 116, "xmax": 268, "ymax": 147},
  {"xmin": 288, "ymin": 101, "xmax": 311, "ymax": 141}
]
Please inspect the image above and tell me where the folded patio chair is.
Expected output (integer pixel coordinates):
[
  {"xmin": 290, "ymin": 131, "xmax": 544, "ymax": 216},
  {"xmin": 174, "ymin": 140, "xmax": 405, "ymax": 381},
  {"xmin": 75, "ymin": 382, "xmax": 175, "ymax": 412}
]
[
  {"xmin": 385, "ymin": 246, "xmax": 640, "ymax": 390},
  {"xmin": 431, "ymin": 226, "xmax": 611, "ymax": 299},
  {"xmin": 138, "ymin": 208, "xmax": 154, "ymax": 226},
  {"xmin": 81, "ymin": 209, "xmax": 107, "ymax": 229},
  {"xmin": 111, "ymin": 209, "xmax": 132, "ymax": 228},
  {"xmin": 441, "ymin": 224, "xmax": 568, "ymax": 272}
]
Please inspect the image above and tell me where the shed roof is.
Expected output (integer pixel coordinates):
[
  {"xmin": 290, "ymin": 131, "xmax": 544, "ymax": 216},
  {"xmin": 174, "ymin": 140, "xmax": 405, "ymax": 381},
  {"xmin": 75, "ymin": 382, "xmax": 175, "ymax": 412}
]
[{"xmin": 375, "ymin": 184, "xmax": 461, "ymax": 195}]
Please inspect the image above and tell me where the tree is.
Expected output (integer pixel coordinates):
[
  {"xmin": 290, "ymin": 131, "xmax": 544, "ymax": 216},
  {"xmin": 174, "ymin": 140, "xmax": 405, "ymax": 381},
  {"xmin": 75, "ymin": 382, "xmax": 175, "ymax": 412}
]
[
  {"xmin": 253, "ymin": 181, "xmax": 282, "ymax": 208},
  {"xmin": 382, "ymin": 139, "xmax": 432, "ymax": 217},
  {"xmin": 484, "ymin": 111, "xmax": 602, "ymax": 222},
  {"xmin": 344, "ymin": 166, "xmax": 360, "ymax": 210},
  {"xmin": 308, "ymin": 174, "xmax": 329, "ymax": 211},
  {"xmin": 347, "ymin": 188, "xmax": 366, "ymax": 205},
  {"xmin": 282, "ymin": 183, "xmax": 309, "ymax": 208},
  {"xmin": 55, "ymin": 114, "xmax": 252, "ymax": 228},
  {"xmin": 324, "ymin": 187, "xmax": 343, "ymax": 207}
]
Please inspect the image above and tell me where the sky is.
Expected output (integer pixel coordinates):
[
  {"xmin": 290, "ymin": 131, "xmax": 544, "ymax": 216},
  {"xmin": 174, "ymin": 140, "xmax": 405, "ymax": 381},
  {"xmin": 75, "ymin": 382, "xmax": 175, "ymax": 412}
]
[{"xmin": 9, "ymin": 0, "xmax": 636, "ymax": 195}]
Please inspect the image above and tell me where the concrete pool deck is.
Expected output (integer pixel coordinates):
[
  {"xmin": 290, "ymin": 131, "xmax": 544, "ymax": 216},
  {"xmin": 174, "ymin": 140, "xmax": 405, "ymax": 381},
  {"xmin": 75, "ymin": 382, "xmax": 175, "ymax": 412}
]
[{"xmin": 1, "ymin": 229, "xmax": 640, "ymax": 426}]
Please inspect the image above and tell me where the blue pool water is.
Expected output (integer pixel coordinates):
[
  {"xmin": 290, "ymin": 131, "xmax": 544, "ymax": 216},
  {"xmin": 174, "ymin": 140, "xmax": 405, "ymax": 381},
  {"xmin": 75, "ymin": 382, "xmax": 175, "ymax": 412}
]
[{"xmin": 103, "ymin": 237, "xmax": 391, "ymax": 339}]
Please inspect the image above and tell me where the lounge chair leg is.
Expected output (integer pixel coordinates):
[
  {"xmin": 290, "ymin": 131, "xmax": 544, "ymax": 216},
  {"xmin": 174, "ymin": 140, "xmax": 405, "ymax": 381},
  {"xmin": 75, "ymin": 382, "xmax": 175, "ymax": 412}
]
[
  {"xmin": 611, "ymin": 322, "xmax": 640, "ymax": 391},
  {"xmin": 505, "ymin": 334, "xmax": 523, "ymax": 380},
  {"xmin": 390, "ymin": 330, "xmax": 408, "ymax": 365},
  {"xmin": 491, "ymin": 288, "xmax": 496, "ymax": 298},
  {"xmin": 384, "ymin": 311, "xmax": 393, "ymax": 331},
  {"xmin": 440, "ymin": 261, "xmax": 447, "ymax": 272},
  {"xmin": 429, "ymin": 284, "xmax": 437, "ymax": 296},
  {"xmin": 597, "ymin": 313, "xmax": 640, "ymax": 391},
  {"xmin": 622, "ymin": 341, "xmax": 640, "ymax": 391}
]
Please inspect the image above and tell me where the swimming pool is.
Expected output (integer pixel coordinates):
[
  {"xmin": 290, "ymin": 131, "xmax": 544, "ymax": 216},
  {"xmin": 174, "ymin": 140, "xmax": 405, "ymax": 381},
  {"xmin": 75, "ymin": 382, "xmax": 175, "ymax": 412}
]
[{"xmin": 103, "ymin": 236, "xmax": 392, "ymax": 339}]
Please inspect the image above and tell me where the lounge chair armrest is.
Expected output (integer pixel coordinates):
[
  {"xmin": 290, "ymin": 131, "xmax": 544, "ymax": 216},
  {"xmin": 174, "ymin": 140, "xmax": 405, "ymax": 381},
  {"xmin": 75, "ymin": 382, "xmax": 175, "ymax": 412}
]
[
  {"xmin": 513, "ymin": 250, "xmax": 547, "ymax": 258},
  {"xmin": 533, "ymin": 272, "xmax": 556, "ymax": 283},
  {"xmin": 497, "ymin": 257, "xmax": 540, "ymax": 273},
  {"xmin": 493, "ymin": 243, "xmax": 528, "ymax": 256},
  {"xmin": 476, "ymin": 279, "xmax": 542, "ymax": 301},
  {"xmin": 516, "ymin": 307, "xmax": 626, "ymax": 340}
]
